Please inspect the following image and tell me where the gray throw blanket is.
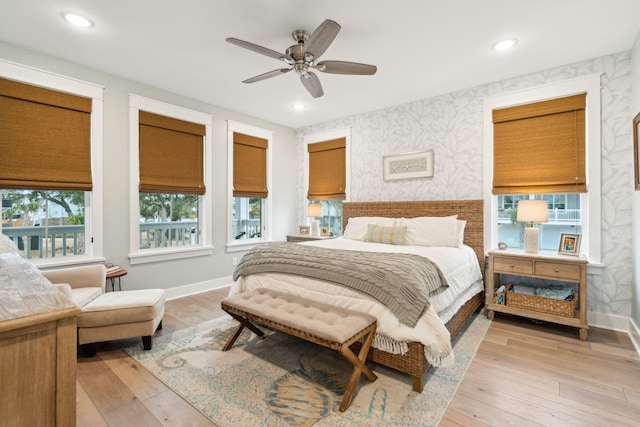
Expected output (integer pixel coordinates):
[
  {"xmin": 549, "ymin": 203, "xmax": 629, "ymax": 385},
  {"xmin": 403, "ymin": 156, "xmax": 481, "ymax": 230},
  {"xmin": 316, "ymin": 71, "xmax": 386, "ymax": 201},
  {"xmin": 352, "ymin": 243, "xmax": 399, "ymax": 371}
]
[{"xmin": 233, "ymin": 242, "xmax": 449, "ymax": 327}]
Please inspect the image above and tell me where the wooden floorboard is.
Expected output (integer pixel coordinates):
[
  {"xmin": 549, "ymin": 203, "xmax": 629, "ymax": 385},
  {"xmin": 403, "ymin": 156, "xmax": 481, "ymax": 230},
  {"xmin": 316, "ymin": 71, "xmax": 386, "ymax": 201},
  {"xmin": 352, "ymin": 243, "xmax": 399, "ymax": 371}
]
[{"xmin": 76, "ymin": 287, "xmax": 640, "ymax": 427}]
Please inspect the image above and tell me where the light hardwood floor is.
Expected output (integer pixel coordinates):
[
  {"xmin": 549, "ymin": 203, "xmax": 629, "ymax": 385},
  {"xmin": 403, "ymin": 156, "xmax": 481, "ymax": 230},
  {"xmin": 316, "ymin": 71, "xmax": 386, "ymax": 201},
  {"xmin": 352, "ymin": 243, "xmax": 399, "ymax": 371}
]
[{"xmin": 77, "ymin": 288, "xmax": 640, "ymax": 426}]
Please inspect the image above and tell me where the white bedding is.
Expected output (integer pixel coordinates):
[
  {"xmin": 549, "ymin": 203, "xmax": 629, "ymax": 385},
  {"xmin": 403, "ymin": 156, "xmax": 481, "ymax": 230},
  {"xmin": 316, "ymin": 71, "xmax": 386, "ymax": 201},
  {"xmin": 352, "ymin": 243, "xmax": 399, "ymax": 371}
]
[{"xmin": 229, "ymin": 237, "xmax": 483, "ymax": 367}]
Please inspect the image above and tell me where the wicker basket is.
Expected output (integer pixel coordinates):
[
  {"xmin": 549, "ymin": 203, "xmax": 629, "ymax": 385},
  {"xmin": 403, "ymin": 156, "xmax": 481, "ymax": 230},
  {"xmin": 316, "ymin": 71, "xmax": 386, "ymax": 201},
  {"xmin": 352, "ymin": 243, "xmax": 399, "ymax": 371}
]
[{"xmin": 506, "ymin": 284, "xmax": 577, "ymax": 317}]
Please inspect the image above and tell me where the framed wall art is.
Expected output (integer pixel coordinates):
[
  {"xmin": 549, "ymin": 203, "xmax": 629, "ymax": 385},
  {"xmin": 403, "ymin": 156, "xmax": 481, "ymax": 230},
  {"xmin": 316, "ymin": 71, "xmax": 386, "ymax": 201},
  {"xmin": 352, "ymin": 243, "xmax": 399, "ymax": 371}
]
[
  {"xmin": 382, "ymin": 149, "xmax": 434, "ymax": 181},
  {"xmin": 558, "ymin": 233, "xmax": 581, "ymax": 256},
  {"xmin": 634, "ymin": 112, "xmax": 640, "ymax": 190}
]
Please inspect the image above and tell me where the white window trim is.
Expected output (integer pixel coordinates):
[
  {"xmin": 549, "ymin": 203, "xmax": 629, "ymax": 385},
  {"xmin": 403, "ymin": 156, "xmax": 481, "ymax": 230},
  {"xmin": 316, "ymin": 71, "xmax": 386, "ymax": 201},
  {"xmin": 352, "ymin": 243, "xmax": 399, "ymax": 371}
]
[
  {"xmin": 303, "ymin": 127, "xmax": 351, "ymax": 203},
  {"xmin": 128, "ymin": 94, "xmax": 213, "ymax": 265},
  {"xmin": 226, "ymin": 120, "xmax": 273, "ymax": 252},
  {"xmin": 482, "ymin": 73, "xmax": 602, "ymax": 266},
  {"xmin": 0, "ymin": 59, "xmax": 105, "ymax": 268}
]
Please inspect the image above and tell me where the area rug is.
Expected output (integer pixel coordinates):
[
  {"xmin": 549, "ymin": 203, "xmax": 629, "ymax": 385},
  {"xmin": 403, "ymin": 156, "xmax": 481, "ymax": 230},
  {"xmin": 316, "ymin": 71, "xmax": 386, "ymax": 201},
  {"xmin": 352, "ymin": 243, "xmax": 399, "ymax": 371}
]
[{"xmin": 126, "ymin": 312, "xmax": 490, "ymax": 427}]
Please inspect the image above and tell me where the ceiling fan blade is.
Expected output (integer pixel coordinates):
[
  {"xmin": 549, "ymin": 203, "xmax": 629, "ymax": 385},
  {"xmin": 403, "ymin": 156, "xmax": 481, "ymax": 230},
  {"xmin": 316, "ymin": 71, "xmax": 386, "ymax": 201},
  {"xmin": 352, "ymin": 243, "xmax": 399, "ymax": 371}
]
[
  {"xmin": 303, "ymin": 19, "xmax": 340, "ymax": 59},
  {"xmin": 300, "ymin": 72, "xmax": 324, "ymax": 98},
  {"xmin": 226, "ymin": 37, "xmax": 290, "ymax": 62},
  {"xmin": 316, "ymin": 60, "xmax": 377, "ymax": 75},
  {"xmin": 242, "ymin": 68, "xmax": 292, "ymax": 84}
]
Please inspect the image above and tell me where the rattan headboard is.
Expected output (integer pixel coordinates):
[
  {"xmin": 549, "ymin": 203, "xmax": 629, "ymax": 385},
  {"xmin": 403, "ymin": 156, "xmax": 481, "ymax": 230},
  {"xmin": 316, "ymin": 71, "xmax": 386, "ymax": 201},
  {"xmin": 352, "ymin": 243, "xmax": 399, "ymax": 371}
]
[{"xmin": 343, "ymin": 200, "xmax": 485, "ymax": 275}]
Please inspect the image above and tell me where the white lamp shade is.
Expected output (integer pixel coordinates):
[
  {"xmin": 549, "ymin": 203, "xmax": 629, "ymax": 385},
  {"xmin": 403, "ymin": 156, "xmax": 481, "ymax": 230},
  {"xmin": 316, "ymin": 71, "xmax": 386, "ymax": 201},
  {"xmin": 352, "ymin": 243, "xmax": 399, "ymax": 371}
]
[
  {"xmin": 307, "ymin": 203, "xmax": 323, "ymax": 217},
  {"xmin": 516, "ymin": 199, "xmax": 548, "ymax": 223}
]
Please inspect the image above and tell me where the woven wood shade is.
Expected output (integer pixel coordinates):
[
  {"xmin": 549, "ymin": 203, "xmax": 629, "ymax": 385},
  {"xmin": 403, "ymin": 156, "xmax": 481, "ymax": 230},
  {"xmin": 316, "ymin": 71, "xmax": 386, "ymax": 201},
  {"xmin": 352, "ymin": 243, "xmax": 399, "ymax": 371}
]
[
  {"xmin": 492, "ymin": 94, "xmax": 586, "ymax": 195},
  {"xmin": 307, "ymin": 138, "xmax": 346, "ymax": 200},
  {"xmin": 0, "ymin": 77, "xmax": 93, "ymax": 191},
  {"xmin": 233, "ymin": 132, "xmax": 268, "ymax": 198},
  {"xmin": 139, "ymin": 111, "xmax": 206, "ymax": 195}
]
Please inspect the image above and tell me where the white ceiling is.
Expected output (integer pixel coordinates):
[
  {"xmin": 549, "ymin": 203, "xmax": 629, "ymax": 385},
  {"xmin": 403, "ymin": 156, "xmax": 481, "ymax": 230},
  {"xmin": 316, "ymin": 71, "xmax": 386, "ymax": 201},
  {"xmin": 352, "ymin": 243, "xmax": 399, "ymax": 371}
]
[{"xmin": 1, "ymin": 0, "xmax": 639, "ymax": 129}]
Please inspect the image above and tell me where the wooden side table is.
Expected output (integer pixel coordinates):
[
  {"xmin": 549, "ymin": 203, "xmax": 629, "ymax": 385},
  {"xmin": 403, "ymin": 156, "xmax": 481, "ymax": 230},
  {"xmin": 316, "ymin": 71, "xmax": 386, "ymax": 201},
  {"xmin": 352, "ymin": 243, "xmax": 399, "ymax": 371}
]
[
  {"xmin": 106, "ymin": 265, "xmax": 127, "ymax": 291},
  {"xmin": 485, "ymin": 248, "xmax": 589, "ymax": 340}
]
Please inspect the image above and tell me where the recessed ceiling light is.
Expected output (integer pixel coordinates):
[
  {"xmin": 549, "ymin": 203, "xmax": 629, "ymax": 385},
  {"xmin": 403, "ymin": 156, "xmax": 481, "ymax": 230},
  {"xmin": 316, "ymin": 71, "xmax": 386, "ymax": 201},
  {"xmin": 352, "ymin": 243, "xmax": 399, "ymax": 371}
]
[
  {"xmin": 291, "ymin": 103, "xmax": 305, "ymax": 111},
  {"xmin": 493, "ymin": 38, "xmax": 517, "ymax": 51},
  {"xmin": 61, "ymin": 12, "xmax": 94, "ymax": 28}
]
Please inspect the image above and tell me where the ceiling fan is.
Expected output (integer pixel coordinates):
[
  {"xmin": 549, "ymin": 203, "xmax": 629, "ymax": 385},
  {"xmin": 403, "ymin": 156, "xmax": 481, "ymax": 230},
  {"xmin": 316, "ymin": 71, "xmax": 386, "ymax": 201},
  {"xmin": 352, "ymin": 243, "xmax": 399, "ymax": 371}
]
[{"xmin": 226, "ymin": 19, "xmax": 377, "ymax": 98}]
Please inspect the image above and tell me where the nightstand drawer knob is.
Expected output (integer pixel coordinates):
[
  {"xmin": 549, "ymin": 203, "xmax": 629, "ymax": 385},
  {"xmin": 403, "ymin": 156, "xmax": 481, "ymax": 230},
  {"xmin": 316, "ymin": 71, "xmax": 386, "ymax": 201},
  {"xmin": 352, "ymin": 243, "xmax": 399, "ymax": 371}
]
[
  {"xmin": 510, "ymin": 264, "xmax": 514, "ymax": 268},
  {"xmin": 555, "ymin": 268, "xmax": 560, "ymax": 273}
]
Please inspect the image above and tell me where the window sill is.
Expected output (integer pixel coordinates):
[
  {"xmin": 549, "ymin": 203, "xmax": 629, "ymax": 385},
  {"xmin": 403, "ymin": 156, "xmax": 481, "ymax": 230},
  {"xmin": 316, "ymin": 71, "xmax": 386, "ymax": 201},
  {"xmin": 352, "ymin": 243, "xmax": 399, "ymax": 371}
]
[
  {"xmin": 226, "ymin": 239, "xmax": 273, "ymax": 253},
  {"xmin": 129, "ymin": 245, "xmax": 213, "ymax": 265}
]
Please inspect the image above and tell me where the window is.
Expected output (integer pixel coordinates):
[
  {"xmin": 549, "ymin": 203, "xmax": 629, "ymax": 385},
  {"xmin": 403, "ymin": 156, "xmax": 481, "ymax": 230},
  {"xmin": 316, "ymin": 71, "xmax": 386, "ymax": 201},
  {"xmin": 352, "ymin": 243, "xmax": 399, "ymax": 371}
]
[
  {"xmin": 129, "ymin": 95, "xmax": 212, "ymax": 264},
  {"xmin": 304, "ymin": 129, "xmax": 350, "ymax": 236},
  {"xmin": 483, "ymin": 74, "xmax": 601, "ymax": 264},
  {"xmin": 227, "ymin": 121, "xmax": 272, "ymax": 250},
  {"xmin": 497, "ymin": 194, "xmax": 582, "ymax": 251},
  {"xmin": 0, "ymin": 64, "xmax": 104, "ymax": 265}
]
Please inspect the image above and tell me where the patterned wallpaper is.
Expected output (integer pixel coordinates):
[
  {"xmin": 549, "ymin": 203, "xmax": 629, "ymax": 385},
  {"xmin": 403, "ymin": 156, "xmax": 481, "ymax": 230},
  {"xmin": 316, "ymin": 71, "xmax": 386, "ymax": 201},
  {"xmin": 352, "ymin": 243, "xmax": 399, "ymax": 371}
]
[{"xmin": 296, "ymin": 51, "xmax": 633, "ymax": 319}]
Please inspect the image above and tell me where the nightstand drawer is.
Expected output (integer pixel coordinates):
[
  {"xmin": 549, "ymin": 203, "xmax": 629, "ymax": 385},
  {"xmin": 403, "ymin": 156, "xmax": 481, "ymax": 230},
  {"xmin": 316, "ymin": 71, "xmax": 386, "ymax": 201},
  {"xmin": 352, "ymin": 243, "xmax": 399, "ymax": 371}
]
[
  {"xmin": 534, "ymin": 261, "xmax": 581, "ymax": 281},
  {"xmin": 492, "ymin": 256, "xmax": 533, "ymax": 275}
]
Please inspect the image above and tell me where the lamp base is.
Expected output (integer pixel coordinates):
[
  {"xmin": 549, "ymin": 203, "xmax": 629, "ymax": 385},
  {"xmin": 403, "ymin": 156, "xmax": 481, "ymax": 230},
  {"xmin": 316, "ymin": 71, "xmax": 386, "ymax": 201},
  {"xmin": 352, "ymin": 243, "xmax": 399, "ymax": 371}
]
[
  {"xmin": 310, "ymin": 220, "xmax": 320, "ymax": 236},
  {"xmin": 523, "ymin": 227, "xmax": 539, "ymax": 253}
]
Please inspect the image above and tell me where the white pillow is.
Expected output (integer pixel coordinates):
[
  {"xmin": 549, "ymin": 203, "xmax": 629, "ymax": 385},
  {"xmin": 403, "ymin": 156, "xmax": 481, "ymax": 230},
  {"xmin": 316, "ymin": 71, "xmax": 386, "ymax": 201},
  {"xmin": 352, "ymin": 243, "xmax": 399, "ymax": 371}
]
[
  {"xmin": 343, "ymin": 217, "xmax": 398, "ymax": 241},
  {"xmin": 402, "ymin": 215, "xmax": 459, "ymax": 247},
  {"xmin": 456, "ymin": 220, "xmax": 467, "ymax": 246}
]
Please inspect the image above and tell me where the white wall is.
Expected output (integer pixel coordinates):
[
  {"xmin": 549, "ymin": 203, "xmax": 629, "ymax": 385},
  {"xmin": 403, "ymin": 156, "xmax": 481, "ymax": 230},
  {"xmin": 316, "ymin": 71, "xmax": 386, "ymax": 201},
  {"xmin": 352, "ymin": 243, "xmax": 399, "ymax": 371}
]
[
  {"xmin": 631, "ymin": 31, "xmax": 640, "ymax": 346},
  {"xmin": 0, "ymin": 41, "xmax": 297, "ymax": 295},
  {"xmin": 297, "ymin": 51, "xmax": 634, "ymax": 324}
]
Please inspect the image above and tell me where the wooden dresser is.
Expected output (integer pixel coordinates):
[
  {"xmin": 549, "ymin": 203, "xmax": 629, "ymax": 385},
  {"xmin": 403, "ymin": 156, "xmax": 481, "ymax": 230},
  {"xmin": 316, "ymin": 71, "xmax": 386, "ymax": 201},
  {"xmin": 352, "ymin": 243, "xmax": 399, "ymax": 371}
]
[{"xmin": 0, "ymin": 273, "xmax": 81, "ymax": 426}]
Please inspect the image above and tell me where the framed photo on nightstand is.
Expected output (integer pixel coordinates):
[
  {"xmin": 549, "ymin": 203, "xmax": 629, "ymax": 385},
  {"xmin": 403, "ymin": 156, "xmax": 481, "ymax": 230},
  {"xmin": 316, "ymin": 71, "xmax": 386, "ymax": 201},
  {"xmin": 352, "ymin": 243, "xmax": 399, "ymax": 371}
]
[
  {"xmin": 558, "ymin": 233, "xmax": 581, "ymax": 255},
  {"xmin": 297, "ymin": 225, "xmax": 310, "ymax": 235},
  {"xmin": 320, "ymin": 226, "xmax": 330, "ymax": 236}
]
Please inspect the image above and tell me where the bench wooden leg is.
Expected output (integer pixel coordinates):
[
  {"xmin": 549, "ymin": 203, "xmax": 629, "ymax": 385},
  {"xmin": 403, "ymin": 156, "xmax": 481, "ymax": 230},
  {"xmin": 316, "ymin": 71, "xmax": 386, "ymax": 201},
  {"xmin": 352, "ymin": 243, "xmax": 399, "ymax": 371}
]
[
  {"xmin": 222, "ymin": 313, "xmax": 265, "ymax": 351},
  {"xmin": 142, "ymin": 335, "xmax": 152, "ymax": 350},
  {"xmin": 338, "ymin": 325, "xmax": 378, "ymax": 412}
]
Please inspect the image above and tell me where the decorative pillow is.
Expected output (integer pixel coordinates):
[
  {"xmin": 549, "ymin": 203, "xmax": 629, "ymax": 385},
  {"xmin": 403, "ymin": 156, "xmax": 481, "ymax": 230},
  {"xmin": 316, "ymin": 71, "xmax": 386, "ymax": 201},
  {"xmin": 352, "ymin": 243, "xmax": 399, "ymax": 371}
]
[
  {"xmin": 343, "ymin": 217, "xmax": 398, "ymax": 241},
  {"xmin": 366, "ymin": 224, "xmax": 407, "ymax": 245},
  {"xmin": 402, "ymin": 215, "xmax": 459, "ymax": 247}
]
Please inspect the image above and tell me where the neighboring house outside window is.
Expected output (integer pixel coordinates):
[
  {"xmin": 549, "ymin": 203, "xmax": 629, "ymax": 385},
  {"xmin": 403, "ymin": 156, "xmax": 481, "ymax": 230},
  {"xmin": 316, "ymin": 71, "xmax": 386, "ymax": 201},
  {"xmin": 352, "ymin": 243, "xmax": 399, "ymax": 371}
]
[
  {"xmin": 497, "ymin": 194, "xmax": 582, "ymax": 251},
  {"xmin": 0, "ymin": 62, "xmax": 104, "ymax": 266},
  {"xmin": 128, "ymin": 95, "xmax": 213, "ymax": 265}
]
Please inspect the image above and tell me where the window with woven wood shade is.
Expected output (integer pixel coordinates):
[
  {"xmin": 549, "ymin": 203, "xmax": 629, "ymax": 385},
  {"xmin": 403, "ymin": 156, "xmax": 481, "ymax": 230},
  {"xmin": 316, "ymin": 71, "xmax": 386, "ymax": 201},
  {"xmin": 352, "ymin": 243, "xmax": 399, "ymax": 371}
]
[
  {"xmin": 233, "ymin": 132, "xmax": 268, "ymax": 198},
  {"xmin": 307, "ymin": 138, "xmax": 346, "ymax": 200},
  {"xmin": 139, "ymin": 111, "xmax": 206, "ymax": 195},
  {"xmin": 0, "ymin": 77, "xmax": 93, "ymax": 191},
  {"xmin": 492, "ymin": 93, "xmax": 586, "ymax": 195}
]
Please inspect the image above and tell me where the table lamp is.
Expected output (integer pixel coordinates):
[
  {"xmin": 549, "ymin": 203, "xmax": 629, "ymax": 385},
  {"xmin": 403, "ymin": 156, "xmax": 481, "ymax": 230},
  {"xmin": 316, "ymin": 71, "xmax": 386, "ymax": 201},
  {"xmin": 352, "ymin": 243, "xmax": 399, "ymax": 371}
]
[
  {"xmin": 516, "ymin": 199, "xmax": 548, "ymax": 253},
  {"xmin": 308, "ymin": 203, "xmax": 323, "ymax": 236}
]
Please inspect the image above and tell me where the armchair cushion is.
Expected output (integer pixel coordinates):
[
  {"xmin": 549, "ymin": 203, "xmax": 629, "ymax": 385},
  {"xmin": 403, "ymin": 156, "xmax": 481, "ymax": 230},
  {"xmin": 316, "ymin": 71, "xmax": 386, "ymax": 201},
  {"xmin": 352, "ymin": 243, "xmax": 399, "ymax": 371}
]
[{"xmin": 41, "ymin": 264, "xmax": 106, "ymax": 308}]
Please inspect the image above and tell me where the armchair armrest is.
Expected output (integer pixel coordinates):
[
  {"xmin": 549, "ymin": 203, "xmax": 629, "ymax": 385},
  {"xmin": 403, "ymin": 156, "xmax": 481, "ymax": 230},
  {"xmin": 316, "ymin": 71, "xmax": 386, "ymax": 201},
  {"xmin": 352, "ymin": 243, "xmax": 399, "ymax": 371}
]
[{"xmin": 41, "ymin": 264, "xmax": 107, "ymax": 292}]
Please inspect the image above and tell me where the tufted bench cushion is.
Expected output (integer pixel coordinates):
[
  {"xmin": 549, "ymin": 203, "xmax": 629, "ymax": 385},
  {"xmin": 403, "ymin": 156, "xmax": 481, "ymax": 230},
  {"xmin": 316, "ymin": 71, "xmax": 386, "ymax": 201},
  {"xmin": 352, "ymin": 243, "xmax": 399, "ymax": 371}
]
[
  {"xmin": 222, "ymin": 288, "xmax": 376, "ymax": 344},
  {"xmin": 221, "ymin": 288, "xmax": 378, "ymax": 412}
]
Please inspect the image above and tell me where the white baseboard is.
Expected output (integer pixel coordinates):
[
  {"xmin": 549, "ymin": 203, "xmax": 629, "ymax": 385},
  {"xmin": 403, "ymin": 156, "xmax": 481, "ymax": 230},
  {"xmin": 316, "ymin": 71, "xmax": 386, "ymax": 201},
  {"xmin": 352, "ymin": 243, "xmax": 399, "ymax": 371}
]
[
  {"xmin": 588, "ymin": 310, "xmax": 640, "ymax": 356},
  {"xmin": 630, "ymin": 318, "xmax": 640, "ymax": 355},
  {"xmin": 165, "ymin": 276, "xmax": 233, "ymax": 300}
]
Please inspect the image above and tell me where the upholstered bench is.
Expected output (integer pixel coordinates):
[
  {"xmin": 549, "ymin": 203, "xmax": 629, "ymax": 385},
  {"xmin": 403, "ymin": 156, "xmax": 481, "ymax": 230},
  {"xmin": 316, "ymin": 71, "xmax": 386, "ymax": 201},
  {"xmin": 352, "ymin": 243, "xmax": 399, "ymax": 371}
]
[
  {"xmin": 221, "ymin": 288, "xmax": 377, "ymax": 412},
  {"xmin": 78, "ymin": 289, "xmax": 166, "ymax": 357}
]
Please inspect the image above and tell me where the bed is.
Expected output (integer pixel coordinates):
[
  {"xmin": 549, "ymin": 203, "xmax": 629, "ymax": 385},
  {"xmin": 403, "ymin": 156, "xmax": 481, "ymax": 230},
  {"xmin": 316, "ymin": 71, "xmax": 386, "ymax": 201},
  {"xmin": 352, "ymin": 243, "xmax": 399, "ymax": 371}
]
[{"xmin": 230, "ymin": 199, "xmax": 485, "ymax": 392}]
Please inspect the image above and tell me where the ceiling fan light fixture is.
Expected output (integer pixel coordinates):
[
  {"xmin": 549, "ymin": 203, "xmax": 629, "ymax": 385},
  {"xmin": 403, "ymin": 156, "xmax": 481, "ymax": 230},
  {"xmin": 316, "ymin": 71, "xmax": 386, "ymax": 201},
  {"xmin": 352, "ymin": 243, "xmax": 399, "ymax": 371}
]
[
  {"xmin": 61, "ymin": 11, "xmax": 94, "ymax": 28},
  {"xmin": 493, "ymin": 38, "xmax": 517, "ymax": 51},
  {"xmin": 291, "ymin": 103, "xmax": 306, "ymax": 111}
]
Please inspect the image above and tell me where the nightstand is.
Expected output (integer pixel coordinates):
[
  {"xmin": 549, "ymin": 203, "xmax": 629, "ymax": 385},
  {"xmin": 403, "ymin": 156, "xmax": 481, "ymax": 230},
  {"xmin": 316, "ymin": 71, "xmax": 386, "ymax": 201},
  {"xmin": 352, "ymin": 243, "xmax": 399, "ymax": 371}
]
[
  {"xmin": 486, "ymin": 249, "xmax": 588, "ymax": 340},
  {"xmin": 286, "ymin": 234, "xmax": 336, "ymax": 243}
]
